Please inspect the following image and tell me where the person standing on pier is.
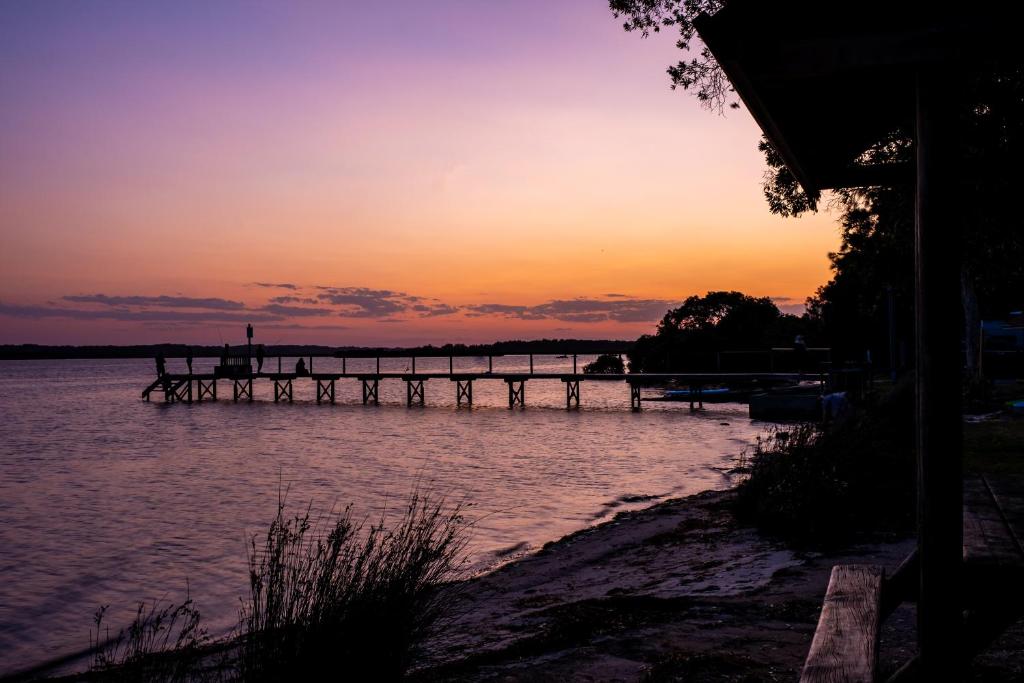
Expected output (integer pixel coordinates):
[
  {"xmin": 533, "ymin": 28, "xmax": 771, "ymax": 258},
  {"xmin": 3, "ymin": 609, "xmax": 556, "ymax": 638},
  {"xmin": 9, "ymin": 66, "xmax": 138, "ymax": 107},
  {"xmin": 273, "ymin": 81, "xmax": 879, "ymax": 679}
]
[
  {"xmin": 155, "ymin": 351, "xmax": 166, "ymax": 378},
  {"xmin": 793, "ymin": 335, "xmax": 808, "ymax": 373},
  {"xmin": 295, "ymin": 357, "xmax": 308, "ymax": 376},
  {"xmin": 256, "ymin": 344, "xmax": 265, "ymax": 373},
  {"xmin": 185, "ymin": 348, "xmax": 193, "ymax": 375}
]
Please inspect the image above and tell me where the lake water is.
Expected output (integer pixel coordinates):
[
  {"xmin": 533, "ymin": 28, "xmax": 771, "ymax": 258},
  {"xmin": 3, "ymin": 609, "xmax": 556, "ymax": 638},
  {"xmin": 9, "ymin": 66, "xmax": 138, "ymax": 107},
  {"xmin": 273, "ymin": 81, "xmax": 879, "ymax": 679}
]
[{"xmin": 0, "ymin": 356, "xmax": 768, "ymax": 674}]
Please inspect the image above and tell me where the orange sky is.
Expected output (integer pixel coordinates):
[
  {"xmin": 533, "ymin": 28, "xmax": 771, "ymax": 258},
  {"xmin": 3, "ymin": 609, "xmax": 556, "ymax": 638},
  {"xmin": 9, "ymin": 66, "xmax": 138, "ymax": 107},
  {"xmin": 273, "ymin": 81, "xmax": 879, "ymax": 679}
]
[{"xmin": 0, "ymin": 1, "xmax": 839, "ymax": 346}]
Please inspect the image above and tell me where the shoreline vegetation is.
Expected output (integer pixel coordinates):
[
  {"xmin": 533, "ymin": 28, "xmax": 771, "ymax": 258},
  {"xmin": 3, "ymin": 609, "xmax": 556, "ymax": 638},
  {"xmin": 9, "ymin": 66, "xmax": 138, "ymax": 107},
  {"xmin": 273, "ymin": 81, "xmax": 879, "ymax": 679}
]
[{"xmin": 21, "ymin": 383, "xmax": 1024, "ymax": 681}]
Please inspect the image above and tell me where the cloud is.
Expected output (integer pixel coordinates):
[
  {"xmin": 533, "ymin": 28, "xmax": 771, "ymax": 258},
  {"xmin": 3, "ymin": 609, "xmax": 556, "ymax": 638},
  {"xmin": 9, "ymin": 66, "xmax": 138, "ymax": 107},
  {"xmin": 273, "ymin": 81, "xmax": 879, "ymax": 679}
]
[
  {"xmin": 316, "ymin": 287, "xmax": 411, "ymax": 318},
  {"xmin": 260, "ymin": 304, "xmax": 333, "ymax": 317},
  {"xmin": 63, "ymin": 294, "xmax": 245, "ymax": 310},
  {"xmin": 268, "ymin": 295, "xmax": 319, "ymax": 305},
  {"xmin": 464, "ymin": 297, "xmax": 673, "ymax": 324},
  {"xmin": 254, "ymin": 282, "xmax": 299, "ymax": 290},
  {"xmin": 411, "ymin": 303, "xmax": 460, "ymax": 317},
  {"xmin": 0, "ymin": 302, "xmax": 282, "ymax": 323}
]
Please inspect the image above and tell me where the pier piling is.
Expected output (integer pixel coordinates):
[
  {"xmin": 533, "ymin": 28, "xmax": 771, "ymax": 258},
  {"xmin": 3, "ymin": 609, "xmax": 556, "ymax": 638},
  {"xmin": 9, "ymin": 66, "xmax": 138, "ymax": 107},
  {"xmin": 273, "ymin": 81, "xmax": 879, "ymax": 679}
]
[
  {"xmin": 233, "ymin": 378, "xmax": 253, "ymax": 403},
  {"xmin": 454, "ymin": 379, "xmax": 473, "ymax": 407},
  {"xmin": 362, "ymin": 378, "xmax": 379, "ymax": 406},
  {"xmin": 316, "ymin": 379, "xmax": 335, "ymax": 404},
  {"xmin": 406, "ymin": 379, "xmax": 425, "ymax": 407},
  {"xmin": 564, "ymin": 379, "xmax": 580, "ymax": 409},
  {"xmin": 275, "ymin": 379, "xmax": 294, "ymax": 403},
  {"xmin": 506, "ymin": 379, "xmax": 525, "ymax": 409}
]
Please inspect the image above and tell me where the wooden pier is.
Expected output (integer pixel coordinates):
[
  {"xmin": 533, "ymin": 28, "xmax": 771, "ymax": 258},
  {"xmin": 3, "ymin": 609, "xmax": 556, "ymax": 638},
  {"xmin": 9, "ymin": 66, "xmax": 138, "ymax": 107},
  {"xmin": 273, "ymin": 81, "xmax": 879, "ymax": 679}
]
[{"xmin": 142, "ymin": 363, "xmax": 811, "ymax": 411}]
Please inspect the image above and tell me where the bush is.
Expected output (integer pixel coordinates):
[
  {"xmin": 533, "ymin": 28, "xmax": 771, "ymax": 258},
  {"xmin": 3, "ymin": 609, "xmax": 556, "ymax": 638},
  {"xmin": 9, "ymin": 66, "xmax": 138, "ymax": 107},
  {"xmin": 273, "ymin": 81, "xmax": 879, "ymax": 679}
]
[
  {"xmin": 583, "ymin": 354, "xmax": 625, "ymax": 374},
  {"xmin": 734, "ymin": 379, "xmax": 915, "ymax": 545}
]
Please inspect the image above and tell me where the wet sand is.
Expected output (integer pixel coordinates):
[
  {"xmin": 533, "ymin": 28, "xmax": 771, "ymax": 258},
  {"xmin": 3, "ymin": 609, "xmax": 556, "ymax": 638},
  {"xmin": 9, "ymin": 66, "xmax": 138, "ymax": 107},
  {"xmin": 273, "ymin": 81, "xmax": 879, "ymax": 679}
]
[{"xmin": 415, "ymin": 489, "xmax": 917, "ymax": 681}]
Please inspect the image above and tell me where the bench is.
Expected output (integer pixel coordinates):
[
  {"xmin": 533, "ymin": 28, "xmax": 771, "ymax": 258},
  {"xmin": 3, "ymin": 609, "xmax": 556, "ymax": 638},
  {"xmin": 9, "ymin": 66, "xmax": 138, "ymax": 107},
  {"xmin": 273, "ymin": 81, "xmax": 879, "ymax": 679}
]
[
  {"xmin": 214, "ymin": 355, "xmax": 253, "ymax": 378},
  {"xmin": 800, "ymin": 564, "xmax": 884, "ymax": 683},
  {"xmin": 801, "ymin": 476, "xmax": 1024, "ymax": 682}
]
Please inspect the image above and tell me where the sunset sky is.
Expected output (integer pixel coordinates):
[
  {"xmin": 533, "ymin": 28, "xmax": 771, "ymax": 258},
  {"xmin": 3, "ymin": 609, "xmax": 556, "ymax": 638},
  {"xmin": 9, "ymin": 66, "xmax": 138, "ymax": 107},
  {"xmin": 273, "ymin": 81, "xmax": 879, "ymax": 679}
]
[{"xmin": 0, "ymin": 1, "xmax": 839, "ymax": 346}]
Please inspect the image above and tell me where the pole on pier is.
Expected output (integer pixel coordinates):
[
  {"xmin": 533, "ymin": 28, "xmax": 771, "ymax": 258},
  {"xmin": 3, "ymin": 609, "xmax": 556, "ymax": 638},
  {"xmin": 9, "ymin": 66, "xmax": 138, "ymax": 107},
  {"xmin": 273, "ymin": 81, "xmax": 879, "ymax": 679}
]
[
  {"xmin": 573, "ymin": 354, "xmax": 577, "ymax": 374},
  {"xmin": 529, "ymin": 353, "xmax": 534, "ymax": 374},
  {"xmin": 488, "ymin": 355, "xmax": 493, "ymax": 373},
  {"xmin": 412, "ymin": 356, "xmax": 416, "ymax": 374},
  {"xmin": 278, "ymin": 356, "xmax": 282, "ymax": 373},
  {"xmin": 376, "ymin": 356, "xmax": 380, "ymax": 374},
  {"xmin": 342, "ymin": 357, "xmax": 347, "ymax": 374},
  {"xmin": 449, "ymin": 355, "xmax": 453, "ymax": 374},
  {"xmin": 309, "ymin": 356, "xmax": 313, "ymax": 374}
]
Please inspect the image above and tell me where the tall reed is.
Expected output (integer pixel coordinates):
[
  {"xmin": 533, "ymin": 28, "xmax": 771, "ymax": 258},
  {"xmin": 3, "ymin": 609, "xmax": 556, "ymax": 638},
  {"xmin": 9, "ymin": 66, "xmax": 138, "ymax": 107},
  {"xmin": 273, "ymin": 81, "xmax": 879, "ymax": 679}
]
[{"xmin": 236, "ymin": 491, "xmax": 469, "ymax": 680}]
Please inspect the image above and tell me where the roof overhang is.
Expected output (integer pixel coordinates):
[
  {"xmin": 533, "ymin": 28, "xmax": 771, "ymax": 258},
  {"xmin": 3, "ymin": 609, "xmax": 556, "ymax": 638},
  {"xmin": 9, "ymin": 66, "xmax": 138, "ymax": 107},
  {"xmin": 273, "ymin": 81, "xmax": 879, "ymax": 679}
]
[{"xmin": 694, "ymin": 1, "xmax": 1021, "ymax": 193}]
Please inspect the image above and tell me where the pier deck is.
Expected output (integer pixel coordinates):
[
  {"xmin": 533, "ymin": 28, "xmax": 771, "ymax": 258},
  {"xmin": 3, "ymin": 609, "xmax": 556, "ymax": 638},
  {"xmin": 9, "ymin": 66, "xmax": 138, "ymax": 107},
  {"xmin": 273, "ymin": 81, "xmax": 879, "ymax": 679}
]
[{"xmin": 142, "ymin": 369, "xmax": 813, "ymax": 410}]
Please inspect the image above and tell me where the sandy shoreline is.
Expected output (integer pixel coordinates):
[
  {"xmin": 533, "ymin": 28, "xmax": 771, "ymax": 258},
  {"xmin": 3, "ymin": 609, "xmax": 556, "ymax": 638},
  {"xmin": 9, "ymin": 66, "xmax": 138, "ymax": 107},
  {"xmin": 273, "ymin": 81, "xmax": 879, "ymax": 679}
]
[{"xmin": 414, "ymin": 488, "xmax": 916, "ymax": 681}]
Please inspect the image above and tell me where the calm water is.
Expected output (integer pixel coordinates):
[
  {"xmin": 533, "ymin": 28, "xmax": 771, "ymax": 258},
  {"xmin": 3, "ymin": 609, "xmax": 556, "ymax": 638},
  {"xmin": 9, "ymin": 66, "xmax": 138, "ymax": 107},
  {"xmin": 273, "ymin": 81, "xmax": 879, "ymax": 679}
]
[{"xmin": 0, "ymin": 357, "xmax": 768, "ymax": 673}]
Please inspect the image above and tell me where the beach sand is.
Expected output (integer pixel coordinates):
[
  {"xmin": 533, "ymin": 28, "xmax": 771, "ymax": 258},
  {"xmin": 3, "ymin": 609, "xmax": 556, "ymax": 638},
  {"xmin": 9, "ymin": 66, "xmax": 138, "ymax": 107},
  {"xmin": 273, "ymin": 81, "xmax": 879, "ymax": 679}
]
[{"xmin": 414, "ymin": 489, "xmax": 919, "ymax": 681}]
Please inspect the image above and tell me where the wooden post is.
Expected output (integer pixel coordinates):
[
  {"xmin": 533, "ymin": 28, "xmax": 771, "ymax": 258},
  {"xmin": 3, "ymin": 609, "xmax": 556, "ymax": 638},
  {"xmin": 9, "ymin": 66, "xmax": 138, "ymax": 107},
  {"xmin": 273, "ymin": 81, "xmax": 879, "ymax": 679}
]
[
  {"xmin": 914, "ymin": 68, "xmax": 962, "ymax": 678},
  {"xmin": 309, "ymin": 356, "xmax": 313, "ymax": 374},
  {"xmin": 412, "ymin": 356, "xmax": 416, "ymax": 374},
  {"xmin": 278, "ymin": 356, "xmax": 282, "ymax": 373},
  {"xmin": 573, "ymin": 354, "xmax": 577, "ymax": 374},
  {"xmin": 488, "ymin": 355, "xmax": 493, "ymax": 373},
  {"xmin": 449, "ymin": 355, "xmax": 453, "ymax": 374},
  {"xmin": 376, "ymin": 356, "xmax": 380, "ymax": 374},
  {"xmin": 529, "ymin": 353, "xmax": 533, "ymax": 374},
  {"xmin": 342, "ymin": 357, "xmax": 347, "ymax": 374}
]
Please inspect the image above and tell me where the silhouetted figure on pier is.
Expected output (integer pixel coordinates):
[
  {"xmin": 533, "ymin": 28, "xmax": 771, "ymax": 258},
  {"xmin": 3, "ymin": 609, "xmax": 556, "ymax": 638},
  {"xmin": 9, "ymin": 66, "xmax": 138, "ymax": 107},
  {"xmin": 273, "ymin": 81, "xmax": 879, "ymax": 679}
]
[
  {"xmin": 155, "ymin": 351, "xmax": 166, "ymax": 378},
  {"xmin": 185, "ymin": 348, "xmax": 193, "ymax": 375},
  {"xmin": 256, "ymin": 344, "xmax": 265, "ymax": 373},
  {"xmin": 295, "ymin": 357, "xmax": 308, "ymax": 376},
  {"xmin": 793, "ymin": 334, "xmax": 807, "ymax": 373}
]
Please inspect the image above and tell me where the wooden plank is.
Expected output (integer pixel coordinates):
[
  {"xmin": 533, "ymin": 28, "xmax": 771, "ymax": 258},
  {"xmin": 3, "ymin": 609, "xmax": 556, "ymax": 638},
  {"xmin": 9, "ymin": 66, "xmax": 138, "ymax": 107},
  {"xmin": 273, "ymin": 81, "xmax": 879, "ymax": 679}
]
[
  {"xmin": 983, "ymin": 475, "xmax": 1024, "ymax": 559},
  {"xmin": 963, "ymin": 477, "xmax": 1022, "ymax": 569},
  {"xmin": 800, "ymin": 564, "xmax": 883, "ymax": 683}
]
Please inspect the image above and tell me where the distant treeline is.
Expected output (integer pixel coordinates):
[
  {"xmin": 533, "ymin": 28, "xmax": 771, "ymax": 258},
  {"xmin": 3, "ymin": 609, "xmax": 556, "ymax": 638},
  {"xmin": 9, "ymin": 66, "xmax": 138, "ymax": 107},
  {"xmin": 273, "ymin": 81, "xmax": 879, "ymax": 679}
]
[{"xmin": 0, "ymin": 339, "xmax": 632, "ymax": 360}]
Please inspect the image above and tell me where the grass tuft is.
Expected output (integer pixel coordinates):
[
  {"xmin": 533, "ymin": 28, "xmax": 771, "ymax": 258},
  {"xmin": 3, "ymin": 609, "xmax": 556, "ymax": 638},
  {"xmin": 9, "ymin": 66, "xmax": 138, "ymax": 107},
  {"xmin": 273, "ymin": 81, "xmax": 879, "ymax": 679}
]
[{"xmin": 236, "ymin": 490, "xmax": 469, "ymax": 681}]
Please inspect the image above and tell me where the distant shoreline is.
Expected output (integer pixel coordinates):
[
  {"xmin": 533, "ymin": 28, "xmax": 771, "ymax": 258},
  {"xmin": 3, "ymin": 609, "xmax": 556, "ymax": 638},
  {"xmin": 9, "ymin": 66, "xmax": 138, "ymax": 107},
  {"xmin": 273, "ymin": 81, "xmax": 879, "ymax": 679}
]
[{"xmin": 0, "ymin": 340, "xmax": 633, "ymax": 361}]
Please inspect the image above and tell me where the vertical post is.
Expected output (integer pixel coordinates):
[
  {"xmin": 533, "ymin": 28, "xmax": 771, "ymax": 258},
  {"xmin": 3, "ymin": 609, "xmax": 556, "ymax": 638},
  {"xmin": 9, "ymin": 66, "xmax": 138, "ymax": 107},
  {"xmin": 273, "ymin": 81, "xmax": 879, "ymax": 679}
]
[
  {"xmin": 343, "ymin": 357, "xmax": 347, "ymax": 375},
  {"xmin": 488, "ymin": 355, "xmax": 493, "ymax": 373},
  {"xmin": 914, "ymin": 68, "xmax": 962, "ymax": 678},
  {"xmin": 529, "ymin": 353, "xmax": 533, "ymax": 374},
  {"xmin": 449, "ymin": 355, "xmax": 453, "ymax": 374},
  {"xmin": 573, "ymin": 354, "xmax": 577, "ymax": 374},
  {"xmin": 278, "ymin": 356, "xmax": 282, "ymax": 373},
  {"xmin": 309, "ymin": 356, "xmax": 313, "ymax": 374},
  {"xmin": 376, "ymin": 356, "xmax": 380, "ymax": 374},
  {"xmin": 412, "ymin": 356, "xmax": 416, "ymax": 374}
]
